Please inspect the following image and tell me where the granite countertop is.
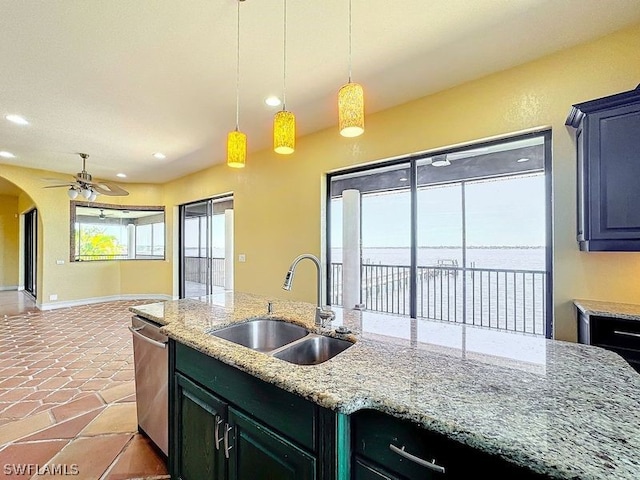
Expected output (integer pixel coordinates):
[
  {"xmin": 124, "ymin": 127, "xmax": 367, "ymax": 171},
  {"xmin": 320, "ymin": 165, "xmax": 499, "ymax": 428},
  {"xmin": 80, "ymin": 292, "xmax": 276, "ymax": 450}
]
[
  {"xmin": 131, "ymin": 292, "xmax": 640, "ymax": 480},
  {"xmin": 574, "ymin": 299, "xmax": 640, "ymax": 322}
]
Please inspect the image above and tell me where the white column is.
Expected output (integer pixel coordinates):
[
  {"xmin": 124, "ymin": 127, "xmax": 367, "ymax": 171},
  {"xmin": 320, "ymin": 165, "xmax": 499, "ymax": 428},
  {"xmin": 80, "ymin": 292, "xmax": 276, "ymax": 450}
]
[
  {"xmin": 127, "ymin": 224, "xmax": 136, "ymax": 259},
  {"xmin": 224, "ymin": 209, "xmax": 234, "ymax": 291},
  {"xmin": 342, "ymin": 189, "xmax": 361, "ymax": 309}
]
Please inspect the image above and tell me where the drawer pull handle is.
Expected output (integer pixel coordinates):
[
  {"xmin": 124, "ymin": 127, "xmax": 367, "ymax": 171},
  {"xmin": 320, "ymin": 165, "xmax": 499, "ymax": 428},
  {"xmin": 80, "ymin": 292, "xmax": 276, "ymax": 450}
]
[
  {"xmin": 614, "ymin": 330, "xmax": 640, "ymax": 339},
  {"xmin": 214, "ymin": 416, "xmax": 224, "ymax": 450},
  {"xmin": 224, "ymin": 424, "xmax": 234, "ymax": 459},
  {"xmin": 389, "ymin": 443, "xmax": 446, "ymax": 474}
]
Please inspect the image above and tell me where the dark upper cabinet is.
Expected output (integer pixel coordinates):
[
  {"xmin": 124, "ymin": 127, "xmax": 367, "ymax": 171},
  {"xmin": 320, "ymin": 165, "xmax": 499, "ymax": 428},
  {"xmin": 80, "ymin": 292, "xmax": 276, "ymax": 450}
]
[{"xmin": 566, "ymin": 85, "xmax": 640, "ymax": 251}]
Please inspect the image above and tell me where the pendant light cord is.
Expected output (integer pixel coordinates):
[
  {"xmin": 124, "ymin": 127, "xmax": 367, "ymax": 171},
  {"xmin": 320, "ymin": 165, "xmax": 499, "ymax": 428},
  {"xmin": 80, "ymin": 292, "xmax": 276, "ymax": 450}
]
[
  {"xmin": 235, "ymin": 0, "xmax": 241, "ymax": 130},
  {"xmin": 282, "ymin": 0, "xmax": 287, "ymax": 110},
  {"xmin": 348, "ymin": 0, "xmax": 352, "ymax": 82}
]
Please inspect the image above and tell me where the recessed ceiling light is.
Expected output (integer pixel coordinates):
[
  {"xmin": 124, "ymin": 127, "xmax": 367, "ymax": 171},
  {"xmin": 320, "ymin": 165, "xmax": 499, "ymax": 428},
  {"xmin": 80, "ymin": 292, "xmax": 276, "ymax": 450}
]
[
  {"xmin": 5, "ymin": 115, "xmax": 29, "ymax": 125},
  {"xmin": 153, "ymin": 152, "xmax": 166, "ymax": 160},
  {"xmin": 0, "ymin": 151, "xmax": 16, "ymax": 158},
  {"xmin": 265, "ymin": 96, "xmax": 282, "ymax": 107},
  {"xmin": 517, "ymin": 158, "xmax": 530, "ymax": 163},
  {"xmin": 431, "ymin": 156, "xmax": 451, "ymax": 167},
  {"xmin": 116, "ymin": 173, "xmax": 127, "ymax": 178}
]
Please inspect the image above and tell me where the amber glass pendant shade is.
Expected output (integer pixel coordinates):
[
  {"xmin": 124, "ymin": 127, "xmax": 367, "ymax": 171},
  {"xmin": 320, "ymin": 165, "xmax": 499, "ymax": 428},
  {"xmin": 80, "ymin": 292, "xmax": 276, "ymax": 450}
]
[
  {"xmin": 338, "ymin": 82, "xmax": 364, "ymax": 137},
  {"xmin": 227, "ymin": 130, "xmax": 247, "ymax": 168},
  {"xmin": 273, "ymin": 110, "xmax": 295, "ymax": 154}
]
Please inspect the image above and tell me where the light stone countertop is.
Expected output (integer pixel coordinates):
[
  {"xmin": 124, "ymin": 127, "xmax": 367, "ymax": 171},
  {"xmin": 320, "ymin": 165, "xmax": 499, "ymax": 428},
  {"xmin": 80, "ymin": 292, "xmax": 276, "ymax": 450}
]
[
  {"xmin": 131, "ymin": 292, "xmax": 640, "ymax": 480},
  {"xmin": 574, "ymin": 299, "xmax": 640, "ymax": 322}
]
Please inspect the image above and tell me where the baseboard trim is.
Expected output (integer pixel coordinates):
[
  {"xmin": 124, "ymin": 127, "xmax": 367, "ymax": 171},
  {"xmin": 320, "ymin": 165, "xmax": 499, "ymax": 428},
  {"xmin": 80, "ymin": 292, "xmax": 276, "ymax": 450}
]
[
  {"xmin": 0, "ymin": 286, "xmax": 19, "ymax": 291},
  {"xmin": 37, "ymin": 294, "xmax": 172, "ymax": 311}
]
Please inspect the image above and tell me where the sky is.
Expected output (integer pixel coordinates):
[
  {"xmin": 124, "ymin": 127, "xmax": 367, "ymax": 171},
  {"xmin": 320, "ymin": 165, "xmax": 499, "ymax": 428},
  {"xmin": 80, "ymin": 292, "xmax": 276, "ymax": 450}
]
[{"xmin": 331, "ymin": 173, "xmax": 546, "ymax": 248}]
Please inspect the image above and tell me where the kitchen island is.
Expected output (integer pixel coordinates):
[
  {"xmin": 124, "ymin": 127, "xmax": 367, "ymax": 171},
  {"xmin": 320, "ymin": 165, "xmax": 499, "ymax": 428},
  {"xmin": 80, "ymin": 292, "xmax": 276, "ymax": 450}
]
[{"xmin": 131, "ymin": 292, "xmax": 640, "ymax": 479}]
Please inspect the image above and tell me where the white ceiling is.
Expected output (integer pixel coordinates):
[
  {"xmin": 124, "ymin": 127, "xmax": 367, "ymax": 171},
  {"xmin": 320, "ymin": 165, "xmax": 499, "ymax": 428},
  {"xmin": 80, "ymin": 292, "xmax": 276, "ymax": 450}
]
[{"xmin": 1, "ymin": 0, "xmax": 639, "ymax": 185}]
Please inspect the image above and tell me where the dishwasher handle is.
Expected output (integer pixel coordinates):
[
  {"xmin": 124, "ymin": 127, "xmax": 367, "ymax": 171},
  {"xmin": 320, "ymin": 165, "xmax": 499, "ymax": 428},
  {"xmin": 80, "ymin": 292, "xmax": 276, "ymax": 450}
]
[{"xmin": 129, "ymin": 325, "xmax": 168, "ymax": 349}]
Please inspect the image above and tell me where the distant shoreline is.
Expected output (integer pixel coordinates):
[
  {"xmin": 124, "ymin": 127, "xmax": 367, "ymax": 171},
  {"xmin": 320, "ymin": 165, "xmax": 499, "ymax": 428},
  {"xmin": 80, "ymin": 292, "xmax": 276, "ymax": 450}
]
[{"xmin": 352, "ymin": 246, "xmax": 545, "ymax": 250}]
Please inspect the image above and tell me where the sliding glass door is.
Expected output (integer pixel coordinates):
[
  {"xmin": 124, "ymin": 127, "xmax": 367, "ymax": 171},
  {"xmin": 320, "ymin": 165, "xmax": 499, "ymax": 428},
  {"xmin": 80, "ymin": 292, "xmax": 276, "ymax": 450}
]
[
  {"xmin": 327, "ymin": 131, "xmax": 552, "ymax": 337},
  {"xmin": 179, "ymin": 196, "xmax": 233, "ymax": 298}
]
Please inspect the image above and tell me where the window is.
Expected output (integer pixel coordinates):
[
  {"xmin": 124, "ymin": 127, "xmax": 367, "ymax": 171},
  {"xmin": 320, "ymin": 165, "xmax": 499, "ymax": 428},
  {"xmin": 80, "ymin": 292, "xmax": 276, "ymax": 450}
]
[
  {"xmin": 71, "ymin": 203, "xmax": 165, "ymax": 261},
  {"xmin": 327, "ymin": 132, "xmax": 552, "ymax": 337}
]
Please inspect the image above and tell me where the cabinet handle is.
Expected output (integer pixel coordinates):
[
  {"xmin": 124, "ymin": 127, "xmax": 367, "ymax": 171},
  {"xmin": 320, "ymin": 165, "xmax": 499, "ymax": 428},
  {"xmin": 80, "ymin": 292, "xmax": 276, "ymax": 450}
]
[
  {"xmin": 614, "ymin": 330, "xmax": 640, "ymax": 339},
  {"xmin": 389, "ymin": 443, "xmax": 446, "ymax": 474},
  {"xmin": 224, "ymin": 424, "xmax": 234, "ymax": 459},
  {"xmin": 214, "ymin": 416, "xmax": 224, "ymax": 450}
]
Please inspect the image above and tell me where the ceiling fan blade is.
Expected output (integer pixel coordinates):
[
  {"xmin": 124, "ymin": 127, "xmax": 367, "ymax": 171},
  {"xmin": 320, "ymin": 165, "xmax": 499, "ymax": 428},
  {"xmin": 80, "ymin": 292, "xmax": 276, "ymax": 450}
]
[
  {"xmin": 92, "ymin": 182, "xmax": 129, "ymax": 196},
  {"xmin": 43, "ymin": 183, "xmax": 76, "ymax": 188}
]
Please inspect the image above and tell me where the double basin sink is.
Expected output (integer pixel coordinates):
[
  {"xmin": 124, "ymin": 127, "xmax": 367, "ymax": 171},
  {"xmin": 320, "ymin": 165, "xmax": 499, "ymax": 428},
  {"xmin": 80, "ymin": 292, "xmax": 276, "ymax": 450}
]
[{"xmin": 210, "ymin": 319, "xmax": 353, "ymax": 365}]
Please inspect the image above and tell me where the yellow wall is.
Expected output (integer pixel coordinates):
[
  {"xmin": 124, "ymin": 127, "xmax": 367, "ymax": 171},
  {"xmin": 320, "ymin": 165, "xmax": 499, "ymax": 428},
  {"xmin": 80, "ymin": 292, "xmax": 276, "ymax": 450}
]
[
  {"xmin": 0, "ymin": 195, "xmax": 19, "ymax": 288},
  {"xmin": 2, "ymin": 23, "xmax": 640, "ymax": 338},
  {"xmin": 164, "ymin": 22, "xmax": 640, "ymax": 341},
  {"xmin": 0, "ymin": 164, "xmax": 170, "ymax": 306}
]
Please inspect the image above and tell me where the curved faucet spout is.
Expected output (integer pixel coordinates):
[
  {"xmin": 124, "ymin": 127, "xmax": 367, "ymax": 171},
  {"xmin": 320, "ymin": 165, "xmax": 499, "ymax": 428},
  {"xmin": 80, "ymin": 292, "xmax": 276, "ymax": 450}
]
[{"xmin": 282, "ymin": 254, "xmax": 334, "ymax": 327}]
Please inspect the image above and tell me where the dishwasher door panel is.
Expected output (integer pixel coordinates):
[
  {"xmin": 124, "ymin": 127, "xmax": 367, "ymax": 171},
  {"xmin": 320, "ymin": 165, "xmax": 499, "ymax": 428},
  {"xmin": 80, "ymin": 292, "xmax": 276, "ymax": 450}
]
[{"xmin": 131, "ymin": 316, "xmax": 168, "ymax": 456}]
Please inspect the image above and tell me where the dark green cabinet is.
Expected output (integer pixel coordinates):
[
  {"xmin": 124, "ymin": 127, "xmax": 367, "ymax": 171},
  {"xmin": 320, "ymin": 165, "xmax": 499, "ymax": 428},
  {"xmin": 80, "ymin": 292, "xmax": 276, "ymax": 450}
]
[
  {"xmin": 170, "ymin": 340, "xmax": 341, "ymax": 480},
  {"xmin": 566, "ymin": 85, "xmax": 640, "ymax": 251},
  {"xmin": 228, "ymin": 407, "xmax": 316, "ymax": 480},
  {"xmin": 352, "ymin": 409, "xmax": 545, "ymax": 480},
  {"xmin": 170, "ymin": 340, "xmax": 545, "ymax": 480},
  {"xmin": 173, "ymin": 373, "xmax": 227, "ymax": 480}
]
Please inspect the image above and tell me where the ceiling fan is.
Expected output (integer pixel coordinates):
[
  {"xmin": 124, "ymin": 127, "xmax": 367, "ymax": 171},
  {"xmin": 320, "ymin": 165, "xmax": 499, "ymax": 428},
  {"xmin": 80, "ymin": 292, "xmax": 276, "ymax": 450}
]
[
  {"xmin": 97, "ymin": 209, "xmax": 116, "ymax": 220},
  {"xmin": 43, "ymin": 153, "xmax": 129, "ymax": 200}
]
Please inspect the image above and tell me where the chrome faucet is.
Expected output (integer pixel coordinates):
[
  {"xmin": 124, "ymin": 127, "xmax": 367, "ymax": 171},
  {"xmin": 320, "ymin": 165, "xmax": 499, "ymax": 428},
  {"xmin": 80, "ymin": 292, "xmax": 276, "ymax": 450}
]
[{"xmin": 282, "ymin": 254, "xmax": 335, "ymax": 328}]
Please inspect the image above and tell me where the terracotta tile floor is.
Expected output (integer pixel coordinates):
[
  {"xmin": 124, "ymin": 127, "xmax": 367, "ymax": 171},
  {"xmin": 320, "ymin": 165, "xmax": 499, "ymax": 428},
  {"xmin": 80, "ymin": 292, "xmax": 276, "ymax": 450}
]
[{"xmin": 0, "ymin": 295, "xmax": 169, "ymax": 479}]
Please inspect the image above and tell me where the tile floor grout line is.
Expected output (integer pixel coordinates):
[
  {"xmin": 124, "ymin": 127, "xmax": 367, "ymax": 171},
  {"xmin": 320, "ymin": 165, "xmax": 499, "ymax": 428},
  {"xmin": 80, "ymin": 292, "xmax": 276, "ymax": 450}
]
[
  {"xmin": 0, "ymin": 406, "xmax": 97, "ymax": 449},
  {"xmin": 98, "ymin": 433, "xmax": 137, "ymax": 480}
]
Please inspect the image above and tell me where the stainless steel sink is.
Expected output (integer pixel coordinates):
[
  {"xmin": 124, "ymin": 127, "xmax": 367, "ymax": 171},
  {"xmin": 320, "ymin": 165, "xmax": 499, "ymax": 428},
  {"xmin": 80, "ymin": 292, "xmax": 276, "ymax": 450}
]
[
  {"xmin": 273, "ymin": 335, "xmax": 353, "ymax": 365},
  {"xmin": 210, "ymin": 319, "xmax": 309, "ymax": 353}
]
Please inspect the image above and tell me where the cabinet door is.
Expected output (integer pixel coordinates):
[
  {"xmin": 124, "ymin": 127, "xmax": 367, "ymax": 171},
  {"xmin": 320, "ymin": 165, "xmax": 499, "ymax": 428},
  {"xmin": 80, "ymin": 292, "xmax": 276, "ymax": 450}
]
[
  {"xmin": 173, "ymin": 373, "xmax": 228, "ymax": 480},
  {"xmin": 353, "ymin": 458, "xmax": 402, "ymax": 480},
  {"xmin": 585, "ymin": 103, "xmax": 640, "ymax": 247},
  {"xmin": 227, "ymin": 407, "xmax": 316, "ymax": 480}
]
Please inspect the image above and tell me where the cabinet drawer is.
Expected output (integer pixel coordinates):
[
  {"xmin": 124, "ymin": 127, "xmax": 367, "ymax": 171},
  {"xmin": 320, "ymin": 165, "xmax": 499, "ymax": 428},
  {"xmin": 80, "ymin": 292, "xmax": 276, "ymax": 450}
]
[
  {"xmin": 592, "ymin": 316, "xmax": 640, "ymax": 352},
  {"xmin": 352, "ymin": 409, "xmax": 542, "ymax": 479},
  {"xmin": 175, "ymin": 342, "xmax": 317, "ymax": 451}
]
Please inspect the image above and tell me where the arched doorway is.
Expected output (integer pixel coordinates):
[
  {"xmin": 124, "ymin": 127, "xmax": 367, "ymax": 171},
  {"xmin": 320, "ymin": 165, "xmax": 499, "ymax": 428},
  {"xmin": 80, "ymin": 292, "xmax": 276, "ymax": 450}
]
[{"xmin": 0, "ymin": 176, "xmax": 38, "ymax": 315}]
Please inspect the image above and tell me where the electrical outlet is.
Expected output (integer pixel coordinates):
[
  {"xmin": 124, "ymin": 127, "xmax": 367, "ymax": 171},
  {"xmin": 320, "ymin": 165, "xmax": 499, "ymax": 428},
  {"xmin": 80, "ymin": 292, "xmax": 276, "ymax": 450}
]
[
  {"xmin": 238, "ymin": 254, "xmax": 246, "ymax": 263},
  {"xmin": 49, "ymin": 294, "xmax": 58, "ymax": 301},
  {"xmin": 56, "ymin": 259, "xmax": 65, "ymax": 265}
]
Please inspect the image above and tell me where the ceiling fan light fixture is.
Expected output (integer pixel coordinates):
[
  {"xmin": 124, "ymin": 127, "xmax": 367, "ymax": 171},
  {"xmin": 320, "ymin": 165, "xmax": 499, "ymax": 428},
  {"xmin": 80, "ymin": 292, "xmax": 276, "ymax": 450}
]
[
  {"xmin": 89, "ymin": 191, "xmax": 98, "ymax": 202},
  {"xmin": 81, "ymin": 187, "xmax": 92, "ymax": 199},
  {"xmin": 339, "ymin": 82, "xmax": 364, "ymax": 137},
  {"xmin": 227, "ymin": 130, "xmax": 247, "ymax": 168},
  {"xmin": 67, "ymin": 188, "xmax": 79, "ymax": 200},
  {"xmin": 274, "ymin": 110, "xmax": 295, "ymax": 154}
]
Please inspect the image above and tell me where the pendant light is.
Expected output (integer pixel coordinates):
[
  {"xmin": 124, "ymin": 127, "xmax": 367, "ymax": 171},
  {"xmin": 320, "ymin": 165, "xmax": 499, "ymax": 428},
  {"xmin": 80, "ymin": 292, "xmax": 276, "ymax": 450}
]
[
  {"xmin": 227, "ymin": 0, "xmax": 247, "ymax": 168},
  {"xmin": 338, "ymin": 0, "xmax": 364, "ymax": 137},
  {"xmin": 273, "ymin": 0, "xmax": 295, "ymax": 154}
]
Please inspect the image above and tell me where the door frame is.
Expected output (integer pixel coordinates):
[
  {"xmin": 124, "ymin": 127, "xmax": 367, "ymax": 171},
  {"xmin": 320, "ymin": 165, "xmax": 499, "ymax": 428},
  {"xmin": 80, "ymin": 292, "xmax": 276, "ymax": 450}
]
[{"xmin": 23, "ymin": 208, "xmax": 37, "ymax": 299}]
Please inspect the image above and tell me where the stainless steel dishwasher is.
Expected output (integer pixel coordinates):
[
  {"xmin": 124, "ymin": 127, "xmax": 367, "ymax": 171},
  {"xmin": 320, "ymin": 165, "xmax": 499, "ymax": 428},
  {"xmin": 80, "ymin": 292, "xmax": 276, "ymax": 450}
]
[{"xmin": 130, "ymin": 315, "xmax": 168, "ymax": 455}]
